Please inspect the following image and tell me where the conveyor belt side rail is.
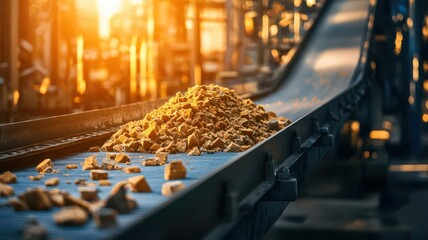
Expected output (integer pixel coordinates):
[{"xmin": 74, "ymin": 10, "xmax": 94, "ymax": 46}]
[{"xmin": 0, "ymin": 99, "xmax": 167, "ymax": 170}]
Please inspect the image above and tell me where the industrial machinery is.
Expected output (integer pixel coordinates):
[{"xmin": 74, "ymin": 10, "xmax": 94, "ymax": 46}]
[{"xmin": 1, "ymin": 0, "xmax": 428, "ymax": 239}]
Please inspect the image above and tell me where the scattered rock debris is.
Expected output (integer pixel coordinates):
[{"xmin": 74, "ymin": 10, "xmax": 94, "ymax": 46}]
[
  {"xmin": 93, "ymin": 208, "xmax": 117, "ymax": 228},
  {"xmin": 82, "ymin": 155, "xmax": 99, "ymax": 170},
  {"xmin": 19, "ymin": 188, "xmax": 52, "ymax": 210},
  {"xmin": 28, "ymin": 175, "xmax": 44, "ymax": 181},
  {"xmin": 141, "ymin": 157, "xmax": 162, "ymax": 166},
  {"xmin": 114, "ymin": 153, "xmax": 131, "ymax": 163},
  {"xmin": 122, "ymin": 166, "xmax": 141, "ymax": 174},
  {"xmin": 36, "ymin": 159, "xmax": 55, "ymax": 173},
  {"xmin": 128, "ymin": 175, "xmax": 151, "ymax": 193},
  {"xmin": 0, "ymin": 183, "xmax": 14, "ymax": 197},
  {"xmin": 90, "ymin": 170, "xmax": 108, "ymax": 180},
  {"xmin": 22, "ymin": 217, "xmax": 48, "ymax": 240},
  {"xmin": 162, "ymin": 181, "xmax": 185, "ymax": 196},
  {"xmin": 53, "ymin": 206, "xmax": 88, "ymax": 226},
  {"xmin": 66, "ymin": 164, "xmax": 78, "ymax": 169},
  {"xmin": 164, "ymin": 160, "xmax": 187, "ymax": 180},
  {"xmin": 88, "ymin": 146, "xmax": 100, "ymax": 152},
  {"xmin": 99, "ymin": 180, "xmax": 111, "ymax": 186},
  {"xmin": 44, "ymin": 177, "xmax": 59, "ymax": 187},
  {"xmin": 78, "ymin": 186, "xmax": 99, "ymax": 202},
  {"xmin": 0, "ymin": 171, "xmax": 17, "ymax": 184},
  {"xmin": 105, "ymin": 185, "xmax": 137, "ymax": 214}
]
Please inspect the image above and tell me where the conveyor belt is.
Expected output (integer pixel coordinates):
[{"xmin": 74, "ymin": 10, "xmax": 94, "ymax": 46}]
[
  {"xmin": 0, "ymin": 0, "xmax": 373, "ymax": 239},
  {"xmin": 258, "ymin": 0, "xmax": 370, "ymax": 119},
  {"xmin": 0, "ymin": 153, "xmax": 237, "ymax": 239}
]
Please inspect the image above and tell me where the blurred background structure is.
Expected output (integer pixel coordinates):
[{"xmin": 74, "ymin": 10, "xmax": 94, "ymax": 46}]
[{"xmin": 0, "ymin": 0, "xmax": 321, "ymax": 123}]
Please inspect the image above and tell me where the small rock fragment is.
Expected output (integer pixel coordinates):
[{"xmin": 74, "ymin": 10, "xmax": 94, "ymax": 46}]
[
  {"xmin": 187, "ymin": 147, "xmax": 201, "ymax": 156},
  {"xmin": 164, "ymin": 160, "xmax": 187, "ymax": 180},
  {"xmin": 78, "ymin": 187, "xmax": 98, "ymax": 201},
  {"xmin": 28, "ymin": 175, "xmax": 44, "ymax": 181},
  {"xmin": 35, "ymin": 159, "xmax": 54, "ymax": 173},
  {"xmin": 0, "ymin": 171, "xmax": 17, "ymax": 184},
  {"xmin": 155, "ymin": 151, "xmax": 168, "ymax": 164},
  {"xmin": 22, "ymin": 217, "xmax": 48, "ymax": 240},
  {"xmin": 88, "ymin": 146, "xmax": 100, "ymax": 152},
  {"xmin": 99, "ymin": 180, "xmax": 111, "ymax": 186},
  {"xmin": 45, "ymin": 177, "xmax": 59, "ymax": 187},
  {"xmin": 122, "ymin": 166, "xmax": 141, "ymax": 174},
  {"xmin": 100, "ymin": 158, "xmax": 116, "ymax": 170},
  {"xmin": 90, "ymin": 170, "xmax": 108, "ymax": 180},
  {"xmin": 65, "ymin": 164, "xmax": 78, "ymax": 169},
  {"xmin": 114, "ymin": 153, "xmax": 131, "ymax": 163},
  {"xmin": 106, "ymin": 153, "xmax": 117, "ymax": 160},
  {"xmin": 142, "ymin": 125, "xmax": 157, "ymax": 139},
  {"xmin": 128, "ymin": 175, "xmax": 151, "ymax": 192},
  {"xmin": 0, "ymin": 183, "xmax": 14, "ymax": 197},
  {"xmin": 49, "ymin": 191, "xmax": 66, "ymax": 207},
  {"xmin": 268, "ymin": 119, "xmax": 280, "ymax": 131},
  {"xmin": 93, "ymin": 208, "xmax": 117, "ymax": 228},
  {"xmin": 82, "ymin": 155, "xmax": 99, "ymax": 170},
  {"xmin": 110, "ymin": 181, "xmax": 128, "ymax": 195},
  {"xmin": 187, "ymin": 132, "xmax": 199, "ymax": 149},
  {"xmin": 61, "ymin": 193, "xmax": 91, "ymax": 211},
  {"xmin": 8, "ymin": 198, "xmax": 29, "ymax": 211},
  {"xmin": 53, "ymin": 206, "xmax": 88, "ymax": 226},
  {"xmin": 85, "ymin": 182, "xmax": 97, "ymax": 187},
  {"xmin": 162, "ymin": 181, "xmax": 185, "ymax": 196},
  {"xmin": 105, "ymin": 185, "xmax": 137, "ymax": 214},
  {"xmin": 74, "ymin": 178, "xmax": 86, "ymax": 185},
  {"xmin": 224, "ymin": 142, "xmax": 241, "ymax": 152},
  {"xmin": 211, "ymin": 138, "xmax": 225, "ymax": 148},
  {"xmin": 20, "ymin": 188, "xmax": 52, "ymax": 210},
  {"xmin": 141, "ymin": 157, "xmax": 162, "ymax": 166}
]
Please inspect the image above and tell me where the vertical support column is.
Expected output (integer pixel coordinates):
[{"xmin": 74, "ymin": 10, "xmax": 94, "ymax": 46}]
[
  {"xmin": 146, "ymin": 0, "xmax": 156, "ymax": 100},
  {"xmin": 50, "ymin": 0, "xmax": 58, "ymax": 85},
  {"xmin": 257, "ymin": 0, "xmax": 264, "ymax": 67},
  {"xmin": 405, "ymin": 0, "xmax": 423, "ymax": 158},
  {"xmin": 238, "ymin": 2, "xmax": 246, "ymax": 73},
  {"xmin": 9, "ymin": 0, "xmax": 19, "ymax": 120},
  {"xmin": 225, "ymin": 0, "xmax": 234, "ymax": 71},
  {"xmin": 192, "ymin": 1, "xmax": 202, "ymax": 85}
]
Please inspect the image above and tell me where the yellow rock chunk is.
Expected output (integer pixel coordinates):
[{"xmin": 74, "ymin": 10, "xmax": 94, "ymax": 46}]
[
  {"xmin": 164, "ymin": 160, "xmax": 187, "ymax": 180},
  {"xmin": 36, "ymin": 159, "xmax": 54, "ymax": 173},
  {"xmin": 90, "ymin": 170, "xmax": 108, "ymax": 180},
  {"xmin": 82, "ymin": 155, "xmax": 99, "ymax": 170},
  {"xmin": 128, "ymin": 175, "xmax": 151, "ymax": 192},
  {"xmin": 0, "ymin": 171, "xmax": 17, "ymax": 184},
  {"xmin": 162, "ymin": 181, "xmax": 185, "ymax": 196},
  {"xmin": 45, "ymin": 177, "xmax": 60, "ymax": 186},
  {"xmin": 114, "ymin": 153, "xmax": 131, "ymax": 163}
]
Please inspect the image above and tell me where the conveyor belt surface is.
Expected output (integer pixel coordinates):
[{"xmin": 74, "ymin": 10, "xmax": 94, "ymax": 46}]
[
  {"xmin": 258, "ymin": 0, "xmax": 369, "ymax": 120},
  {"xmin": 0, "ymin": 0, "xmax": 371, "ymax": 239},
  {"xmin": 0, "ymin": 152, "xmax": 237, "ymax": 239}
]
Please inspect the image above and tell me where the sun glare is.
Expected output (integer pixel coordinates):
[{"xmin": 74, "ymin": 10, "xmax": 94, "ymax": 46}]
[{"xmin": 97, "ymin": 0, "xmax": 121, "ymax": 38}]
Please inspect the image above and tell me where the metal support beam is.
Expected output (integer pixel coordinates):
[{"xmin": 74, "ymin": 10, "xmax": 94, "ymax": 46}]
[
  {"xmin": 192, "ymin": 1, "xmax": 202, "ymax": 85},
  {"xmin": 403, "ymin": 0, "xmax": 423, "ymax": 158}
]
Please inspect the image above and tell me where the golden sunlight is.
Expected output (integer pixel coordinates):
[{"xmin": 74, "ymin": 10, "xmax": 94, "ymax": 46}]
[{"xmin": 97, "ymin": 0, "xmax": 121, "ymax": 38}]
